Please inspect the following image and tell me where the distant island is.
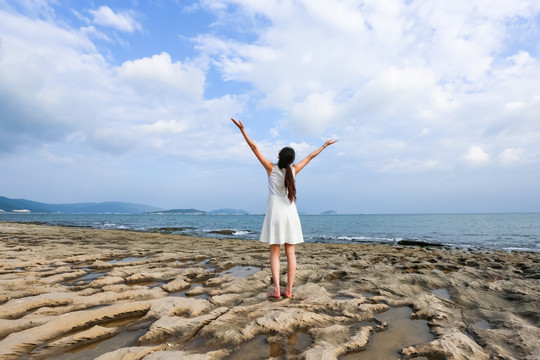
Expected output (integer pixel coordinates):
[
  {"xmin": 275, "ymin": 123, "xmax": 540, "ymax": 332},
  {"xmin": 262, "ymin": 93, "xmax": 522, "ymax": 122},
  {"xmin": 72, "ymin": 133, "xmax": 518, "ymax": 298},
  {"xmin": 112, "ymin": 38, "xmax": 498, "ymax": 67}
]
[
  {"xmin": 147, "ymin": 208, "xmax": 250, "ymax": 215},
  {"xmin": 320, "ymin": 210, "xmax": 338, "ymax": 215},
  {"xmin": 208, "ymin": 208, "xmax": 250, "ymax": 215}
]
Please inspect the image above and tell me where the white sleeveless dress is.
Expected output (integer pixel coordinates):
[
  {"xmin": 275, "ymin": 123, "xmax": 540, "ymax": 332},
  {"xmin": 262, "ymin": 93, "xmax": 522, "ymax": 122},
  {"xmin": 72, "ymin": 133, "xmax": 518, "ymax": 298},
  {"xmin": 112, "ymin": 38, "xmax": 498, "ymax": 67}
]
[{"xmin": 259, "ymin": 165, "xmax": 304, "ymax": 245}]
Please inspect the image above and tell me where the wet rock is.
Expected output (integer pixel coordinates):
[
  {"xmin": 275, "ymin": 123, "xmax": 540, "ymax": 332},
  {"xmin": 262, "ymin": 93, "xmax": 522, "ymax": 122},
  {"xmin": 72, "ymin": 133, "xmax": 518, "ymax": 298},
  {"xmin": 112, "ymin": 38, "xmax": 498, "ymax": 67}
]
[
  {"xmin": 210, "ymin": 293, "xmax": 242, "ymax": 307},
  {"xmin": 303, "ymin": 326, "xmax": 371, "ymax": 360},
  {"xmin": 162, "ymin": 276, "xmax": 190, "ymax": 293},
  {"xmin": 90, "ymin": 276, "xmax": 126, "ymax": 288},
  {"xmin": 91, "ymin": 260, "xmax": 115, "ymax": 270},
  {"xmin": 402, "ymin": 330, "xmax": 489, "ymax": 360},
  {"xmin": 139, "ymin": 307, "xmax": 229, "ymax": 344},
  {"xmin": 0, "ymin": 302, "xmax": 150, "ymax": 357},
  {"xmin": 208, "ymin": 230, "xmax": 236, "ymax": 235},
  {"xmin": 168, "ymin": 298, "xmax": 212, "ymax": 317},
  {"xmin": 94, "ymin": 345, "xmax": 166, "ymax": 360},
  {"xmin": 0, "ymin": 292, "xmax": 74, "ymax": 319},
  {"xmin": 0, "ymin": 317, "xmax": 53, "ymax": 340},
  {"xmin": 144, "ymin": 349, "xmax": 230, "ymax": 359},
  {"xmin": 125, "ymin": 270, "xmax": 182, "ymax": 284},
  {"xmin": 398, "ymin": 240, "xmax": 444, "ymax": 247},
  {"xmin": 39, "ymin": 325, "xmax": 117, "ymax": 358},
  {"xmin": 1, "ymin": 223, "xmax": 538, "ymax": 359}
]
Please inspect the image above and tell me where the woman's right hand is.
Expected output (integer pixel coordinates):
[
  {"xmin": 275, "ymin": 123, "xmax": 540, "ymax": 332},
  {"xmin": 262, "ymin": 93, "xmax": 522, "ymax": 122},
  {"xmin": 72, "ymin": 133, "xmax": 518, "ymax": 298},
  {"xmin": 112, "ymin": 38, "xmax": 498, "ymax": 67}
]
[{"xmin": 231, "ymin": 118, "xmax": 244, "ymax": 130}]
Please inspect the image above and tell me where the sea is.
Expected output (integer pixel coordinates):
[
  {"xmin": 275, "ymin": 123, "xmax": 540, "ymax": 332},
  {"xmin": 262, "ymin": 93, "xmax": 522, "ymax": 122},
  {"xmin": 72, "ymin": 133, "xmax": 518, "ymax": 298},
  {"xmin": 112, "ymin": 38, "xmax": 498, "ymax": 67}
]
[{"xmin": 1, "ymin": 213, "xmax": 539, "ymax": 252}]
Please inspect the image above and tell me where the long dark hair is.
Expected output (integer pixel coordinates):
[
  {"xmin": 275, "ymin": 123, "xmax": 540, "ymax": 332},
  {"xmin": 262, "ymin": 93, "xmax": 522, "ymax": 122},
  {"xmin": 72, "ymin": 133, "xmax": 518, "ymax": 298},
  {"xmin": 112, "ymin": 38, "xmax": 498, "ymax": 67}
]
[{"xmin": 278, "ymin": 147, "xmax": 296, "ymax": 203}]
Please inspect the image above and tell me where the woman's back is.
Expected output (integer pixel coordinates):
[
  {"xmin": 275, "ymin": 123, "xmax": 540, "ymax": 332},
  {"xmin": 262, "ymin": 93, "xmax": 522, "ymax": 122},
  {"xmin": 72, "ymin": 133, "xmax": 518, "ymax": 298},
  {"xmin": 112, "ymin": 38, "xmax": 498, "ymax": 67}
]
[{"xmin": 268, "ymin": 165, "xmax": 295, "ymax": 198}]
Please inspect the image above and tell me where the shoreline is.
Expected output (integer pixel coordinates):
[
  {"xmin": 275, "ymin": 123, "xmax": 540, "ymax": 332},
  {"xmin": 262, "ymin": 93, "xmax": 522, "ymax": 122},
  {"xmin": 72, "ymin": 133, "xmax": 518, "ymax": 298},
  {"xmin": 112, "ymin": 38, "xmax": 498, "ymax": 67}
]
[
  {"xmin": 0, "ymin": 222, "xmax": 538, "ymax": 359},
  {"xmin": 2, "ymin": 219, "xmax": 539, "ymax": 253}
]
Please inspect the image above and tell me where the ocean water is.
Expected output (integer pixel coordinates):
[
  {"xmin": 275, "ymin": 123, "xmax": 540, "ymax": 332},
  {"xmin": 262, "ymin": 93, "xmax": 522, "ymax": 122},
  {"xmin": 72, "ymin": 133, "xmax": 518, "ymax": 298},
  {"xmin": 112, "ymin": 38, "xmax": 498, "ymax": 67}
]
[{"xmin": 1, "ymin": 213, "xmax": 539, "ymax": 252}]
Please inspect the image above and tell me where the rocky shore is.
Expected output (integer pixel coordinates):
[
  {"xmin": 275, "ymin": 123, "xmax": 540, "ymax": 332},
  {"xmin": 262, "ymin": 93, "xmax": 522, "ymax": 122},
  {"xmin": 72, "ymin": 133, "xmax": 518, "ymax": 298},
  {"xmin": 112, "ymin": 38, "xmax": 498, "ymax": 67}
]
[{"xmin": 0, "ymin": 222, "xmax": 538, "ymax": 359}]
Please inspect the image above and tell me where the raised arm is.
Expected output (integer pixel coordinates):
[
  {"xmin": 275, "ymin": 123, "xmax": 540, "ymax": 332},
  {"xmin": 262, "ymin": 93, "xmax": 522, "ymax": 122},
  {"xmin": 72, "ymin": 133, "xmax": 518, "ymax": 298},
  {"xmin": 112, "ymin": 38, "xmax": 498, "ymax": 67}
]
[
  {"xmin": 293, "ymin": 139, "xmax": 338, "ymax": 175},
  {"xmin": 231, "ymin": 118, "xmax": 273, "ymax": 176}
]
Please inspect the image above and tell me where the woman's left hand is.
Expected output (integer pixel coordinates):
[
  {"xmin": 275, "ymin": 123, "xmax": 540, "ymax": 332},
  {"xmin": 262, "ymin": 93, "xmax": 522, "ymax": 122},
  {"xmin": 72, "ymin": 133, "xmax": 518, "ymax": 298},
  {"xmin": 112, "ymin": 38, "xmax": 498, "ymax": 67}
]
[{"xmin": 324, "ymin": 139, "xmax": 338, "ymax": 148}]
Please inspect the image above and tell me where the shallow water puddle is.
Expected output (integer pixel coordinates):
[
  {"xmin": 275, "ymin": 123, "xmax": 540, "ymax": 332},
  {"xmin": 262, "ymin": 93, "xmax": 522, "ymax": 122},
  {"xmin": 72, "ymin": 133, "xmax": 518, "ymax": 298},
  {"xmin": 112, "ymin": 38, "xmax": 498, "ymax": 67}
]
[
  {"xmin": 168, "ymin": 283, "xmax": 211, "ymax": 300},
  {"xmin": 64, "ymin": 271, "xmax": 111, "ymax": 286},
  {"xmin": 80, "ymin": 271, "xmax": 110, "ymax": 282},
  {"xmin": 100, "ymin": 314, "xmax": 147, "ymax": 328},
  {"xmin": 107, "ymin": 256, "xmax": 148, "ymax": 264},
  {"xmin": 474, "ymin": 319, "xmax": 492, "ymax": 329},
  {"xmin": 49, "ymin": 329, "xmax": 146, "ymax": 360},
  {"xmin": 226, "ymin": 331, "xmax": 312, "ymax": 360},
  {"xmin": 200, "ymin": 258, "xmax": 217, "ymax": 272},
  {"xmin": 343, "ymin": 307, "xmax": 433, "ymax": 360},
  {"xmin": 431, "ymin": 288, "xmax": 451, "ymax": 299},
  {"xmin": 219, "ymin": 265, "xmax": 261, "ymax": 277},
  {"xmin": 126, "ymin": 280, "xmax": 164, "ymax": 288}
]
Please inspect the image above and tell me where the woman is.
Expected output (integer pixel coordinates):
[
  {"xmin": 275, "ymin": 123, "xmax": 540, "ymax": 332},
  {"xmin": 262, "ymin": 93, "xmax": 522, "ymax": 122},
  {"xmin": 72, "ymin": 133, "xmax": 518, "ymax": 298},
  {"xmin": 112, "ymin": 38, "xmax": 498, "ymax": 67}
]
[{"xmin": 232, "ymin": 118, "xmax": 337, "ymax": 299}]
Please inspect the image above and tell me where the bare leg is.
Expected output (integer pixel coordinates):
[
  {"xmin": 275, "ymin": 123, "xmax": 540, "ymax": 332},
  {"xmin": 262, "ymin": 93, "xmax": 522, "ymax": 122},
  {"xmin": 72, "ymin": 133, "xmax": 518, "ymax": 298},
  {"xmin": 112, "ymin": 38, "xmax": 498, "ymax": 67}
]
[
  {"xmin": 283, "ymin": 244, "xmax": 296, "ymax": 298},
  {"xmin": 268, "ymin": 244, "xmax": 281, "ymax": 298}
]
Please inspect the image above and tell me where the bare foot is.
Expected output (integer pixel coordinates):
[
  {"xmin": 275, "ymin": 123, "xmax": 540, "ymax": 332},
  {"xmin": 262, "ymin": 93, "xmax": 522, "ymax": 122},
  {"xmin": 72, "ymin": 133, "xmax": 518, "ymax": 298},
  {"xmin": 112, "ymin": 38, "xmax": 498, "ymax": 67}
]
[
  {"xmin": 267, "ymin": 291, "xmax": 281, "ymax": 299},
  {"xmin": 281, "ymin": 288, "xmax": 293, "ymax": 298}
]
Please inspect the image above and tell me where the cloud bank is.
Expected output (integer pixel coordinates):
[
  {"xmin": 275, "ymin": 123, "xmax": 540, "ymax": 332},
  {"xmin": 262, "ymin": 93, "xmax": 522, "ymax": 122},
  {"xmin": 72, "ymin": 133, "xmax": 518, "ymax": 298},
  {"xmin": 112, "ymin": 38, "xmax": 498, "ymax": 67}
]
[
  {"xmin": 0, "ymin": 0, "xmax": 539, "ymax": 212},
  {"xmin": 195, "ymin": 0, "xmax": 540, "ymax": 171}
]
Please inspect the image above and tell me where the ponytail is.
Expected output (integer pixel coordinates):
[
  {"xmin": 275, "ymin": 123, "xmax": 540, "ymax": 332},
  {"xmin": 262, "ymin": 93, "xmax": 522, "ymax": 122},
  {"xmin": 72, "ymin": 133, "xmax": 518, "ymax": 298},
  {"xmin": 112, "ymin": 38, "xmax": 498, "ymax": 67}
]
[
  {"xmin": 278, "ymin": 147, "xmax": 296, "ymax": 203},
  {"xmin": 284, "ymin": 166, "xmax": 296, "ymax": 203}
]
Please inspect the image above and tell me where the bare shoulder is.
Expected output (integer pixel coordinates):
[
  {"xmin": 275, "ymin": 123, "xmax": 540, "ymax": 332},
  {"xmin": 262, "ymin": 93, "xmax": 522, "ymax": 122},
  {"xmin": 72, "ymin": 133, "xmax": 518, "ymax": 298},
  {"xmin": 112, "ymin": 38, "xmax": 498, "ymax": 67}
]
[
  {"xmin": 293, "ymin": 159, "xmax": 308, "ymax": 175},
  {"xmin": 266, "ymin": 163, "xmax": 274, "ymax": 176}
]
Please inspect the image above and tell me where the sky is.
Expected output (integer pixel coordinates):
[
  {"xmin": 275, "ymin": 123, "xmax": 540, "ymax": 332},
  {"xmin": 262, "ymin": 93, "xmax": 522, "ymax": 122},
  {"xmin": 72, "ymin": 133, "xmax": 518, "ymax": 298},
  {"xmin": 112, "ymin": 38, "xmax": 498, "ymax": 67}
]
[{"xmin": 1, "ymin": 0, "xmax": 540, "ymax": 214}]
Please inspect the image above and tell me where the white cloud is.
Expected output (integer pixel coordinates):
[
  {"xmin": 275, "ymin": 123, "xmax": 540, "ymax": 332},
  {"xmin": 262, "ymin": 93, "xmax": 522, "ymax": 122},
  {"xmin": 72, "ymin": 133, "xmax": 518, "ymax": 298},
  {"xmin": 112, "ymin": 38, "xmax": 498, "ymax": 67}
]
[
  {"xmin": 416, "ymin": 128, "xmax": 430, "ymax": 137},
  {"xmin": 380, "ymin": 158, "xmax": 440, "ymax": 173},
  {"xmin": 1, "ymin": 0, "xmax": 540, "ymax": 180},
  {"xmin": 505, "ymin": 101, "xmax": 525, "ymax": 111},
  {"xmin": 136, "ymin": 120, "xmax": 188, "ymax": 135},
  {"xmin": 498, "ymin": 148, "xmax": 536, "ymax": 166},
  {"xmin": 117, "ymin": 52, "xmax": 206, "ymax": 102},
  {"xmin": 288, "ymin": 141, "xmax": 313, "ymax": 157},
  {"xmin": 194, "ymin": 0, "xmax": 540, "ymax": 175},
  {"xmin": 0, "ymin": 7, "xmax": 245, "ymax": 159},
  {"xmin": 1, "ymin": 0, "xmax": 539, "ymax": 212},
  {"xmin": 289, "ymin": 92, "xmax": 339, "ymax": 135},
  {"xmin": 89, "ymin": 6, "xmax": 141, "ymax": 33},
  {"xmin": 37, "ymin": 148, "xmax": 72, "ymax": 163},
  {"xmin": 463, "ymin": 146, "xmax": 490, "ymax": 165},
  {"xmin": 6, "ymin": 0, "xmax": 56, "ymax": 19},
  {"xmin": 0, "ymin": 8, "xmax": 108, "ymax": 151},
  {"xmin": 80, "ymin": 26, "xmax": 112, "ymax": 43}
]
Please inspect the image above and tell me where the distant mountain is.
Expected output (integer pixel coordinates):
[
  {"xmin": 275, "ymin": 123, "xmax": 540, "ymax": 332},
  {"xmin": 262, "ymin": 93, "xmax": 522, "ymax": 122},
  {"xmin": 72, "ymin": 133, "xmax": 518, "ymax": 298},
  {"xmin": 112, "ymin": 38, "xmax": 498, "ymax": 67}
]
[
  {"xmin": 208, "ymin": 208, "xmax": 250, "ymax": 215},
  {"xmin": 320, "ymin": 210, "xmax": 338, "ymax": 215},
  {"xmin": 0, "ymin": 196, "xmax": 252, "ymax": 216},
  {"xmin": 0, "ymin": 196, "xmax": 51, "ymax": 213},
  {"xmin": 150, "ymin": 208, "xmax": 207, "ymax": 215},
  {"xmin": 0, "ymin": 196, "xmax": 161, "ymax": 214}
]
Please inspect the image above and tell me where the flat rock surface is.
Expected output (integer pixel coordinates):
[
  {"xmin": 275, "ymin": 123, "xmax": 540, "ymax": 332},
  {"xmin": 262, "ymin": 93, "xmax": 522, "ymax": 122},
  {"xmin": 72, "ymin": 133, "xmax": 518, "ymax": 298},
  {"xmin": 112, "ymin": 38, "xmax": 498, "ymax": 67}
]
[{"xmin": 0, "ymin": 223, "xmax": 538, "ymax": 360}]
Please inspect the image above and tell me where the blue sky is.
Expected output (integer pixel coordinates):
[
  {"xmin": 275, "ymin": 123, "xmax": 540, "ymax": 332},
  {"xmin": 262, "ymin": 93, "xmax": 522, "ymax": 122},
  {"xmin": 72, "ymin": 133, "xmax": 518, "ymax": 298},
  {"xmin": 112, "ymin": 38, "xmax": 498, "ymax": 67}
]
[{"xmin": 1, "ymin": 0, "xmax": 539, "ymax": 214}]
